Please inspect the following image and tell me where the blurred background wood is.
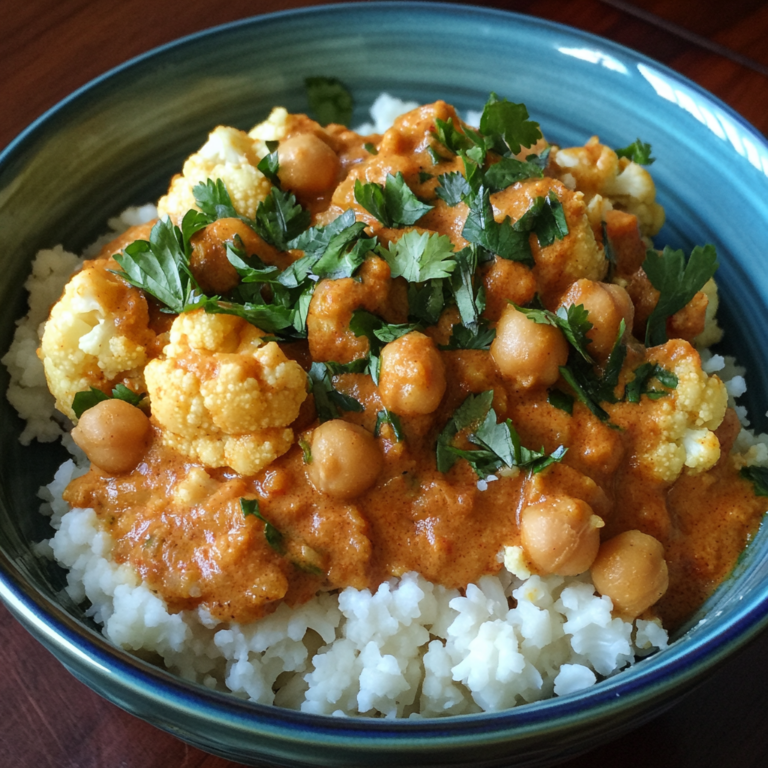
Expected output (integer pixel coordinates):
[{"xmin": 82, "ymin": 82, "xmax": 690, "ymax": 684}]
[{"xmin": 2, "ymin": 1, "xmax": 767, "ymax": 766}]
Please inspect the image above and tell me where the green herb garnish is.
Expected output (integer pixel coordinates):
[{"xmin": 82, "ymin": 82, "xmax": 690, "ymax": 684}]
[
  {"xmin": 354, "ymin": 172, "xmax": 433, "ymax": 227},
  {"xmin": 72, "ymin": 384, "xmax": 145, "ymax": 419},
  {"xmin": 241, "ymin": 498, "xmax": 285, "ymax": 555},
  {"xmin": 305, "ymin": 76, "xmax": 353, "ymax": 126},
  {"xmin": 615, "ymin": 139, "xmax": 654, "ymax": 165}
]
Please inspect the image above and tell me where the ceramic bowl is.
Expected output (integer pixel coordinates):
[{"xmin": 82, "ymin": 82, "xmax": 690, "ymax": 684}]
[{"xmin": 2, "ymin": 3, "xmax": 768, "ymax": 766}]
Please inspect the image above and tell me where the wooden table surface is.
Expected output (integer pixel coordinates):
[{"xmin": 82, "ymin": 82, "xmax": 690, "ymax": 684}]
[{"xmin": 2, "ymin": 1, "xmax": 768, "ymax": 766}]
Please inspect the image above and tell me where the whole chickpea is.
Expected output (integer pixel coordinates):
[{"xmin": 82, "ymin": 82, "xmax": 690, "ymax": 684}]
[
  {"xmin": 277, "ymin": 133, "xmax": 340, "ymax": 196},
  {"xmin": 590, "ymin": 530, "xmax": 669, "ymax": 619},
  {"xmin": 306, "ymin": 420, "xmax": 383, "ymax": 499},
  {"xmin": 71, "ymin": 398, "xmax": 152, "ymax": 474},
  {"xmin": 559, "ymin": 279, "xmax": 634, "ymax": 360},
  {"xmin": 490, "ymin": 304, "xmax": 569, "ymax": 388},
  {"xmin": 378, "ymin": 332, "xmax": 446, "ymax": 415},
  {"xmin": 520, "ymin": 496, "xmax": 604, "ymax": 576}
]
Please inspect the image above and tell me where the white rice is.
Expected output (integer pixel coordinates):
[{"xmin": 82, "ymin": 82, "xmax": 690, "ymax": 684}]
[{"xmin": 8, "ymin": 94, "xmax": 768, "ymax": 718}]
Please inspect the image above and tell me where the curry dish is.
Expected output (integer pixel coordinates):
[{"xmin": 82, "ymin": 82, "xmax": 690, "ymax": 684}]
[{"xmin": 41, "ymin": 97, "xmax": 767, "ymax": 639}]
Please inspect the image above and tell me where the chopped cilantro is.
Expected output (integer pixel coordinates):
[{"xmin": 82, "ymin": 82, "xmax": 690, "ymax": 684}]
[
  {"xmin": 483, "ymin": 155, "xmax": 545, "ymax": 191},
  {"xmin": 450, "ymin": 246, "xmax": 484, "ymax": 331},
  {"xmin": 305, "ymin": 76, "xmax": 353, "ymax": 126},
  {"xmin": 256, "ymin": 141, "xmax": 281, "ymax": 185},
  {"xmin": 418, "ymin": 171, "xmax": 434, "ymax": 183},
  {"xmin": 192, "ymin": 178, "xmax": 240, "ymax": 222},
  {"xmin": 643, "ymin": 244, "xmax": 719, "ymax": 347},
  {"xmin": 308, "ymin": 362, "xmax": 364, "ymax": 422},
  {"xmin": 624, "ymin": 362, "xmax": 678, "ymax": 403},
  {"xmin": 432, "ymin": 117, "xmax": 475, "ymax": 155},
  {"xmin": 436, "ymin": 391, "xmax": 495, "ymax": 473},
  {"xmin": 441, "ymin": 321, "xmax": 496, "ymax": 351},
  {"xmin": 378, "ymin": 230, "xmax": 456, "ymax": 282},
  {"xmin": 513, "ymin": 302, "xmax": 594, "ymax": 363},
  {"xmin": 364, "ymin": 142, "xmax": 378, "ymax": 155},
  {"xmin": 479, "ymin": 93, "xmax": 542, "ymax": 156},
  {"xmin": 72, "ymin": 384, "xmax": 145, "ymax": 419},
  {"xmin": 298, "ymin": 438, "xmax": 313, "ymax": 464},
  {"xmin": 435, "ymin": 172, "xmax": 471, "ymax": 206},
  {"xmin": 241, "ymin": 498, "xmax": 285, "ymax": 555},
  {"xmin": 254, "ymin": 187, "xmax": 311, "ymax": 251},
  {"xmin": 548, "ymin": 388, "xmax": 574, "ymax": 415},
  {"xmin": 374, "ymin": 409, "xmax": 404, "ymax": 441},
  {"xmin": 408, "ymin": 280, "xmax": 446, "ymax": 326},
  {"xmin": 740, "ymin": 465, "xmax": 768, "ymax": 497},
  {"xmin": 615, "ymin": 138, "xmax": 655, "ymax": 165},
  {"xmin": 354, "ymin": 172, "xmax": 433, "ymax": 227}
]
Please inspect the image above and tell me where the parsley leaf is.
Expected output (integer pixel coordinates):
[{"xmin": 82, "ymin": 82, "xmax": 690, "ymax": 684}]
[
  {"xmin": 193, "ymin": 178, "xmax": 240, "ymax": 222},
  {"xmin": 615, "ymin": 139, "xmax": 655, "ymax": 165},
  {"xmin": 354, "ymin": 172, "xmax": 433, "ymax": 227},
  {"xmin": 308, "ymin": 362, "xmax": 364, "ymax": 422},
  {"xmin": 407, "ymin": 280, "xmax": 446, "ymax": 326},
  {"xmin": 513, "ymin": 302, "xmax": 594, "ymax": 363},
  {"xmin": 72, "ymin": 384, "xmax": 145, "ymax": 419},
  {"xmin": 379, "ymin": 230, "xmax": 456, "ymax": 282},
  {"xmin": 241, "ymin": 498, "xmax": 286, "ymax": 554},
  {"xmin": 305, "ymin": 76, "xmax": 353, "ymax": 126},
  {"xmin": 479, "ymin": 93, "xmax": 542, "ymax": 156},
  {"xmin": 643, "ymin": 244, "xmax": 719, "ymax": 347},
  {"xmin": 548, "ymin": 388, "xmax": 574, "ymax": 415},
  {"xmin": 450, "ymin": 246, "xmax": 485, "ymax": 331},
  {"xmin": 432, "ymin": 117, "xmax": 475, "ymax": 155},
  {"xmin": 312, "ymin": 222, "xmax": 375, "ymax": 280},
  {"xmin": 740, "ymin": 465, "xmax": 768, "ymax": 497}
]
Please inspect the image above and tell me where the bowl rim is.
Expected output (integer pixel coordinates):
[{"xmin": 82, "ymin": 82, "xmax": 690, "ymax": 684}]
[{"xmin": 2, "ymin": 0, "xmax": 768, "ymax": 743}]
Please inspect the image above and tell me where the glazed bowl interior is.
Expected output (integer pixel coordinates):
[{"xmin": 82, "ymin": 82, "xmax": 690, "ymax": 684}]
[{"xmin": 2, "ymin": 3, "xmax": 768, "ymax": 767}]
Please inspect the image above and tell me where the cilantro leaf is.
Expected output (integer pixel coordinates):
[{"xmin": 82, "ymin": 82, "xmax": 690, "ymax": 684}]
[
  {"xmin": 312, "ymin": 222, "xmax": 375, "ymax": 280},
  {"xmin": 254, "ymin": 187, "xmax": 311, "ymax": 251},
  {"xmin": 462, "ymin": 187, "xmax": 533, "ymax": 264},
  {"xmin": 308, "ymin": 362, "xmax": 364, "ymax": 422},
  {"xmin": 483, "ymin": 156, "xmax": 545, "ymax": 191},
  {"xmin": 436, "ymin": 391, "xmax": 495, "ymax": 473},
  {"xmin": 511, "ymin": 192, "xmax": 569, "ymax": 248},
  {"xmin": 379, "ymin": 230, "xmax": 456, "ymax": 282},
  {"xmin": 225, "ymin": 242, "xmax": 281, "ymax": 284},
  {"xmin": 374, "ymin": 409, "xmax": 404, "ymax": 442},
  {"xmin": 740, "ymin": 465, "xmax": 768, "ymax": 497},
  {"xmin": 615, "ymin": 139, "xmax": 655, "ymax": 165},
  {"xmin": 256, "ymin": 141, "xmax": 281, "ymax": 186},
  {"xmin": 435, "ymin": 172, "xmax": 471, "ymax": 206},
  {"xmin": 479, "ymin": 94, "xmax": 542, "ymax": 156},
  {"xmin": 72, "ymin": 384, "xmax": 145, "ymax": 419},
  {"xmin": 643, "ymin": 244, "xmax": 719, "ymax": 347},
  {"xmin": 408, "ymin": 280, "xmax": 446, "ymax": 326},
  {"xmin": 193, "ymin": 178, "xmax": 240, "ymax": 222},
  {"xmin": 513, "ymin": 302, "xmax": 594, "ymax": 364},
  {"xmin": 450, "ymin": 246, "xmax": 484, "ymax": 331},
  {"xmin": 441, "ymin": 322, "xmax": 496, "ymax": 350},
  {"xmin": 548, "ymin": 388, "xmax": 574, "ymax": 415},
  {"xmin": 305, "ymin": 76, "xmax": 353, "ymax": 126},
  {"xmin": 241, "ymin": 498, "xmax": 285, "ymax": 555},
  {"xmin": 113, "ymin": 217, "xmax": 196, "ymax": 313},
  {"xmin": 432, "ymin": 117, "xmax": 475, "ymax": 155},
  {"xmin": 364, "ymin": 142, "xmax": 378, "ymax": 155},
  {"xmin": 354, "ymin": 172, "xmax": 433, "ymax": 227},
  {"xmin": 624, "ymin": 362, "xmax": 678, "ymax": 403}
]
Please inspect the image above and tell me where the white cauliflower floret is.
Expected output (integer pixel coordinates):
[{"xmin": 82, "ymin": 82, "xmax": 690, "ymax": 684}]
[
  {"xmin": 144, "ymin": 311, "xmax": 307, "ymax": 476},
  {"xmin": 634, "ymin": 339, "xmax": 728, "ymax": 482},
  {"xmin": 157, "ymin": 126, "xmax": 273, "ymax": 221},
  {"xmin": 551, "ymin": 137, "xmax": 665, "ymax": 237},
  {"xmin": 40, "ymin": 266, "xmax": 151, "ymax": 421}
]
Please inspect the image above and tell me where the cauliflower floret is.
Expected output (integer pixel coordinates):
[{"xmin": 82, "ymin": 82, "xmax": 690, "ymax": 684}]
[
  {"xmin": 692, "ymin": 277, "xmax": 724, "ymax": 348},
  {"xmin": 157, "ymin": 126, "xmax": 273, "ymax": 221},
  {"xmin": 551, "ymin": 137, "xmax": 665, "ymax": 237},
  {"xmin": 144, "ymin": 311, "xmax": 307, "ymax": 476},
  {"xmin": 40, "ymin": 265, "xmax": 152, "ymax": 421},
  {"xmin": 634, "ymin": 339, "xmax": 728, "ymax": 482}
]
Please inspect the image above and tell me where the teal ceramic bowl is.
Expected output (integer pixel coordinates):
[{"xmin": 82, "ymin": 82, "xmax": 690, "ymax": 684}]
[{"xmin": 2, "ymin": 3, "xmax": 768, "ymax": 766}]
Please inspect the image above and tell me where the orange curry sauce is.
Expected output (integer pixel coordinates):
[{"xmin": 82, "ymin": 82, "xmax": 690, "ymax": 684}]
[{"xmin": 62, "ymin": 101, "xmax": 767, "ymax": 630}]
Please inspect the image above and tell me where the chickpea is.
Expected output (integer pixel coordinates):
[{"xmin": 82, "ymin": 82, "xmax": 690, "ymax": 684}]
[
  {"xmin": 559, "ymin": 279, "xmax": 634, "ymax": 360},
  {"xmin": 378, "ymin": 332, "xmax": 446, "ymax": 415},
  {"xmin": 490, "ymin": 304, "xmax": 568, "ymax": 388},
  {"xmin": 277, "ymin": 133, "xmax": 340, "ymax": 196},
  {"xmin": 591, "ymin": 530, "xmax": 669, "ymax": 619},
  {"xmin": 306, "ymin": 420, "xmax": 383, "ymax": 499},
  {"xmin": 71, "ymin": 398, "xmax": 152, "ymax": 474},
  {"xmin": 520, "ymin": 496, "xmax": 604, "ymax": 576}
]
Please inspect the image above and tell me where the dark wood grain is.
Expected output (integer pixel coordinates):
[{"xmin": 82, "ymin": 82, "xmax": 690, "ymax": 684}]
[{"xmin": 2, "ymin": 1, "xmax": 768, "ymax": 767}]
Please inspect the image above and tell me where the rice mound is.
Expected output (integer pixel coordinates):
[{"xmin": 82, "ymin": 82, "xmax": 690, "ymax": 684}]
[{"xmin": 38, "ymin": 451, "xmax": 667, "ymax": 717}]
